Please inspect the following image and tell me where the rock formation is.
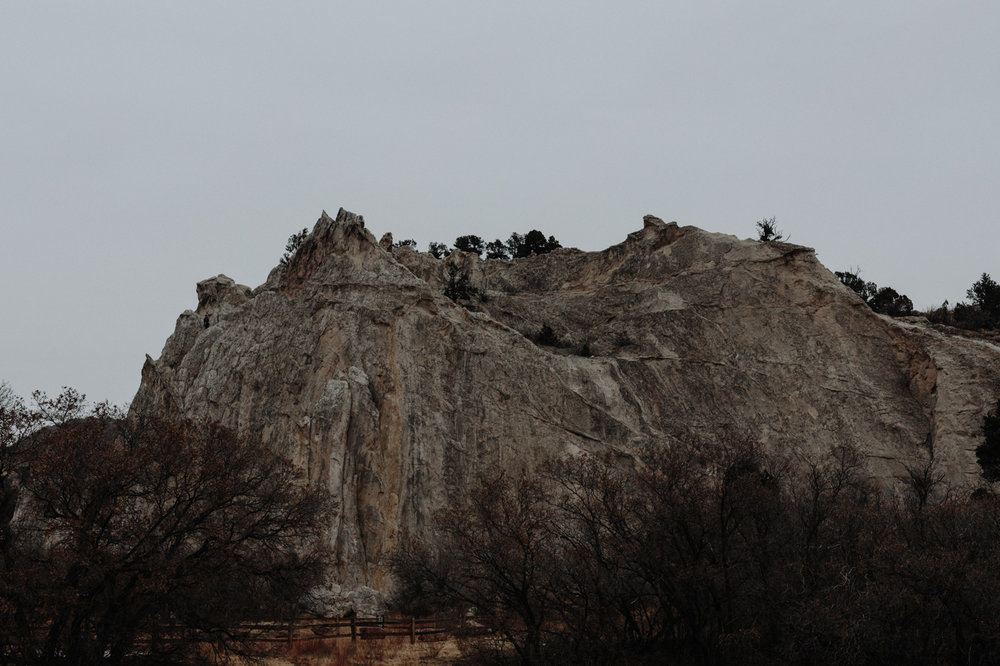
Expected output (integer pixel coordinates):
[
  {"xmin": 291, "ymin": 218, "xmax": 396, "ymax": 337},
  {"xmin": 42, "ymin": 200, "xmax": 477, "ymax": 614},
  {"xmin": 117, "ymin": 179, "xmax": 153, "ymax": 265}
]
[{"xmin": 131, "ymin": 208, "xmax": 1000, "ymax": 592}]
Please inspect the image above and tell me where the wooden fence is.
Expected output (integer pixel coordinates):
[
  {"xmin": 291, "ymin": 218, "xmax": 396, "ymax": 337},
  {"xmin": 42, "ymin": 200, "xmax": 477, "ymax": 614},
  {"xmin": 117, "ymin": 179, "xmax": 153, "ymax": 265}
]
[{"xmin": 235, "ymin": 615, "xmax": 459, "ymax": 645}]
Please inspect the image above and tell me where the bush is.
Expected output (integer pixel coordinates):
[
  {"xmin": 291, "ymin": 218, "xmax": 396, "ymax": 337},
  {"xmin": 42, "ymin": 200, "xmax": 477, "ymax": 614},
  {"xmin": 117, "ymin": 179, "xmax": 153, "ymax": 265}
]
[
  {"xmin": 533, "ymin": 324, "xmax": 560, "ymax": 347},
  {"xmin": 756, "ymin": 216, "xmax": 785, "ymax": 242},
  {"xmin": 443, "ymin": 264, "xmax": 482, "ymax": 304},
  {"xmin": 926, "ymin": 301, "xmax": 950, "ymax": 325}
]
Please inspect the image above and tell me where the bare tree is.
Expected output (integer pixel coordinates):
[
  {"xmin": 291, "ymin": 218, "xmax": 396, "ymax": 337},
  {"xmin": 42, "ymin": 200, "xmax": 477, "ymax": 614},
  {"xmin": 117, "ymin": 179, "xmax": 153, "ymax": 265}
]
[
  {"xmin": 0, "ymin": 388, "xmax": 333, "ymax": 664},
  {"xmin": 395, "ymin": 471, "xmax": 558, "ymax": 665}
]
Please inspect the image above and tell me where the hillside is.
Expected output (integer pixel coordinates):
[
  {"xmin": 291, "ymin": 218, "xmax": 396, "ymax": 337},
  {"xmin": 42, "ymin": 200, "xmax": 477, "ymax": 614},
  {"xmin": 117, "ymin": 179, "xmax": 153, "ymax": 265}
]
[{"xmin": 130, "ymin": 208, "xmax": 1000, "ymax": 592}]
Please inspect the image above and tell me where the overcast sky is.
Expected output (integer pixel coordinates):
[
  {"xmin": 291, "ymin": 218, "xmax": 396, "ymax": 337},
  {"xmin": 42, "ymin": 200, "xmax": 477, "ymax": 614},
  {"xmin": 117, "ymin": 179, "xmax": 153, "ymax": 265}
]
[{"xmin": 2, "ymin": 2, "xmax": 998, "ymax": 406}]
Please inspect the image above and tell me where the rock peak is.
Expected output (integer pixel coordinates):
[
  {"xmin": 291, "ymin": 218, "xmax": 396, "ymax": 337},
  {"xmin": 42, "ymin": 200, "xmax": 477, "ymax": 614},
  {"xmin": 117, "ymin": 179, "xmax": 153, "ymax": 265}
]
[{"xmin": 643, "ymin": 214, "xmax": 665, "ymax": 228}]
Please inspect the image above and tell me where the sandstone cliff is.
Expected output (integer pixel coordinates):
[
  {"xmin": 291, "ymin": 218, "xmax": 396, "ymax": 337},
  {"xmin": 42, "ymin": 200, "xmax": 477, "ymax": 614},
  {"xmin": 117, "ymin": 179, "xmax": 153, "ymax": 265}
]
[{"xmin": 131, "ymin": 209, "xmax": 1000, "ymax": 591}]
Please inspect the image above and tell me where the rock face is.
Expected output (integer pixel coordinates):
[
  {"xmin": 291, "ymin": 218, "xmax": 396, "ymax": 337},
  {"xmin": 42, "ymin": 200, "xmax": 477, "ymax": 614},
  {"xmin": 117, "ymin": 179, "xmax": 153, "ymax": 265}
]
[{"xmin": 132, "ymin": 208, "xmax": 1000, "ymax": 590}]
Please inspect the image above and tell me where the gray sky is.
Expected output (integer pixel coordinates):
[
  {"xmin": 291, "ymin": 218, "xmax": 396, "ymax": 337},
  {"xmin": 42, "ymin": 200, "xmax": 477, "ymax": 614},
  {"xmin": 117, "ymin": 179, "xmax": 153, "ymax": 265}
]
[{"xmin": 2, "ymin": 2, "xmax": 998, "ymax": 406}]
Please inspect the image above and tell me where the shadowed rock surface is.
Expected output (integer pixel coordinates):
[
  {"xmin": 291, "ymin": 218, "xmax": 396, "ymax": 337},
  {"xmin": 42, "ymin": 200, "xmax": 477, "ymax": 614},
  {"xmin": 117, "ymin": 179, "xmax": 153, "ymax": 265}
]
[{"xmin": 131, "ymin": 208, "xmax": 1000, "ymax": 591}]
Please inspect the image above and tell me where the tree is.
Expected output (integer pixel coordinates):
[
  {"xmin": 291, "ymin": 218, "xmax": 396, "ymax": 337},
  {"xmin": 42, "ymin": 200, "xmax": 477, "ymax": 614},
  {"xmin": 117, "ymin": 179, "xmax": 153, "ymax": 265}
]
[
  {"xmin": 835, "ymin": 270, "xmax": 878, "ymax": 304},
  {"xmin": 485, "ymin": 238, "xmax": 510, "ymax": 260},
  {"xmin": 836, "ymin": 270, "xmax": 914, "ymax": 317},
  {"xmin": 453, "ymin": 235, "xmax": 485, "ymax": 256},
  {"xmin": 394, "ymin": 472, "xmax": 558, "ymax": 665},
  {"xmin": 756, "ymin": 217, "xmax": 785, "ymax": 242},
  {"xmin": 392, "ymin": 238, "xmax": 416, "ymax": 248},
  {"xmin": 443, "ymin": 264, "xmax": 481, "ymax": 305},
  {"xmin": 427, "ymin": 241, "xmax": 450, "ymax": 259},
  {"xmin": 506, "ymin": 230, "xmax": 561, "ymax": 258},
  {"xmin": 505, "ymin": 232, "xmax": 525, "ymax": 259},
  {"xmin": 869, "ymin": 286, "xmax": 913, "ymax": 317},
  {"xmin": 279, "ymin": 228, "xmax": 310, "ymax": 267},
  {"xmin": 957, "ymin": 273, "xmax": 1000, "ymax": 329},
  {"xmin": 0, "ymin": 389, "xmax": 332, "ymax": 664},
  {"xmin": 977, "ymin": 399, "xmax": 1000, "ymax": 482},
  {"xmin": 967, "ymin": 273, "xmax": 1000, "ymax": 316}
]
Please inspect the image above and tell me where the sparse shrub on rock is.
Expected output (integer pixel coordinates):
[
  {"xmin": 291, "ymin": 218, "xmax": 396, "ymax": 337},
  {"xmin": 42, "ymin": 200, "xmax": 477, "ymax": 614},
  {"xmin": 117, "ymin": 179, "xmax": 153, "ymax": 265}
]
[
  {"xmin": 756, "ymin": 216, "xmax": 786, "ymax": 242},
  {"xmin": 280, "ymin": 227, "xmax": 310, "ymax": 267},
  {"xmin": 443, "ymin": 264, "xmax": 482, "ymax": 305},
  {"xmin": 533, "ymin": 323, "xmax": 560, "ymax": 347},
  {"xmin": 926, "ymin": 301, "xmax": 950, "ymax": 325}
]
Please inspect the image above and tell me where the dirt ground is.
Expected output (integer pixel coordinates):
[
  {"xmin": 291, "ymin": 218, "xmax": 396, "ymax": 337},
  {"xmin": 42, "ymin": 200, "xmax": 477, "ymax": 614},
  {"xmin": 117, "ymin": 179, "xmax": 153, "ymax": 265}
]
[{"xmin": 251, "ymin": 636, "xmax": 466, "ymax": 665}]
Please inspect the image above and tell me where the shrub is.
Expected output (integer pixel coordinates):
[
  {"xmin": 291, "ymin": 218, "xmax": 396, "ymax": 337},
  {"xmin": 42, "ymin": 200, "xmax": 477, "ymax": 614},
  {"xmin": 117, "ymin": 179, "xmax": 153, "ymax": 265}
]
[
  {"xmin": 443, "ymin": 265, "xmax": 482, "ymax": 304},
  {"xmin": 280, "ymin": 228, "xmax": 310, "ymax": 267},
  {"xmin": 926, "ymin": 301, "xmax": 950, "ymax": 325},
  {"xmin": 534, "ymin": 324, "xmax": 560, "ymax": 346},
  {"xmin": 954, "ymin": 302, "xmax": 995, "ymax": 330},
  {"xmin": 756, "ymin": 216, "xmax": 785, "ymax": 242}
]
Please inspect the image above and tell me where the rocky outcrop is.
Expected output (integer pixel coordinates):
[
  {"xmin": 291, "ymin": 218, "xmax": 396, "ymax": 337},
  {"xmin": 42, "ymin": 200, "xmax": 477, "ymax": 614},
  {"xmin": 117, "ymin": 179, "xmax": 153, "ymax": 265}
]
[{"xmin": 132, "ymin": 208, "xmax": 1000, "ymax": 590}]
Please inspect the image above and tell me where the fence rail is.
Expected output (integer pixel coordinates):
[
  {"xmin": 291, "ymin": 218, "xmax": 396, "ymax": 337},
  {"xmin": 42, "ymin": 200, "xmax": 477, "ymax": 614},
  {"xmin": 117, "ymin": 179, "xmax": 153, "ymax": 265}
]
[{"xmin": 227, "ymin": 615, "xmax": 459, "ymax": 645}]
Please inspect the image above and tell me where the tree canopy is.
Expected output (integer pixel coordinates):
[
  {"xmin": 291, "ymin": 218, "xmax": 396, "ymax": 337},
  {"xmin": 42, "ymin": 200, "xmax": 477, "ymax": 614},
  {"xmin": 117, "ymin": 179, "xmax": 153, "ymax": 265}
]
[
  {"xmin": 836, "ymin": 269, "xmax": 913, "ymax": 317},
  {"xmin": 0, "ymin": 388, "xmax": 332, "ymax": 664}
]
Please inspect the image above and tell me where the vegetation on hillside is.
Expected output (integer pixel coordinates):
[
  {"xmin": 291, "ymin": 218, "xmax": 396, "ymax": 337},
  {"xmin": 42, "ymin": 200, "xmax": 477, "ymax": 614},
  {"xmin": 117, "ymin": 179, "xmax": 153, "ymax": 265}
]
[
  {"xmin": 755, "ymin": 216, "xmax": 786, "ymax": 242},
  {"xmin": 836, "ymin": 269, "xmax": 914, "ymax": 317},
  {"xmin": 925, "ymin": 273, "xmax": 1000, "ymax": 331},
  {"xmin": 425, "ymin": 230, "xmax": 561, "ymax": 261},
  {"xmin": 279, "ymin": 227, "xmax": 309, "ymax": 267}
]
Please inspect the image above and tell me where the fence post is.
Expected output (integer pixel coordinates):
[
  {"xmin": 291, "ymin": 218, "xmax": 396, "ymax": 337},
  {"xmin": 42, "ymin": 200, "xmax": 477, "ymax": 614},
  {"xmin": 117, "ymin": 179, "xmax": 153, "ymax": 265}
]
[
  {"xmin": 350, "ymin": 617, "xmax": 357, "ymax": 642},
  {"xmin": 287, "ymin": 619, "xmax": 294, "ymax": 645},
  {"xmin": 410, "ymin": 616, "xmax": 416, "ymax": 644}
]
